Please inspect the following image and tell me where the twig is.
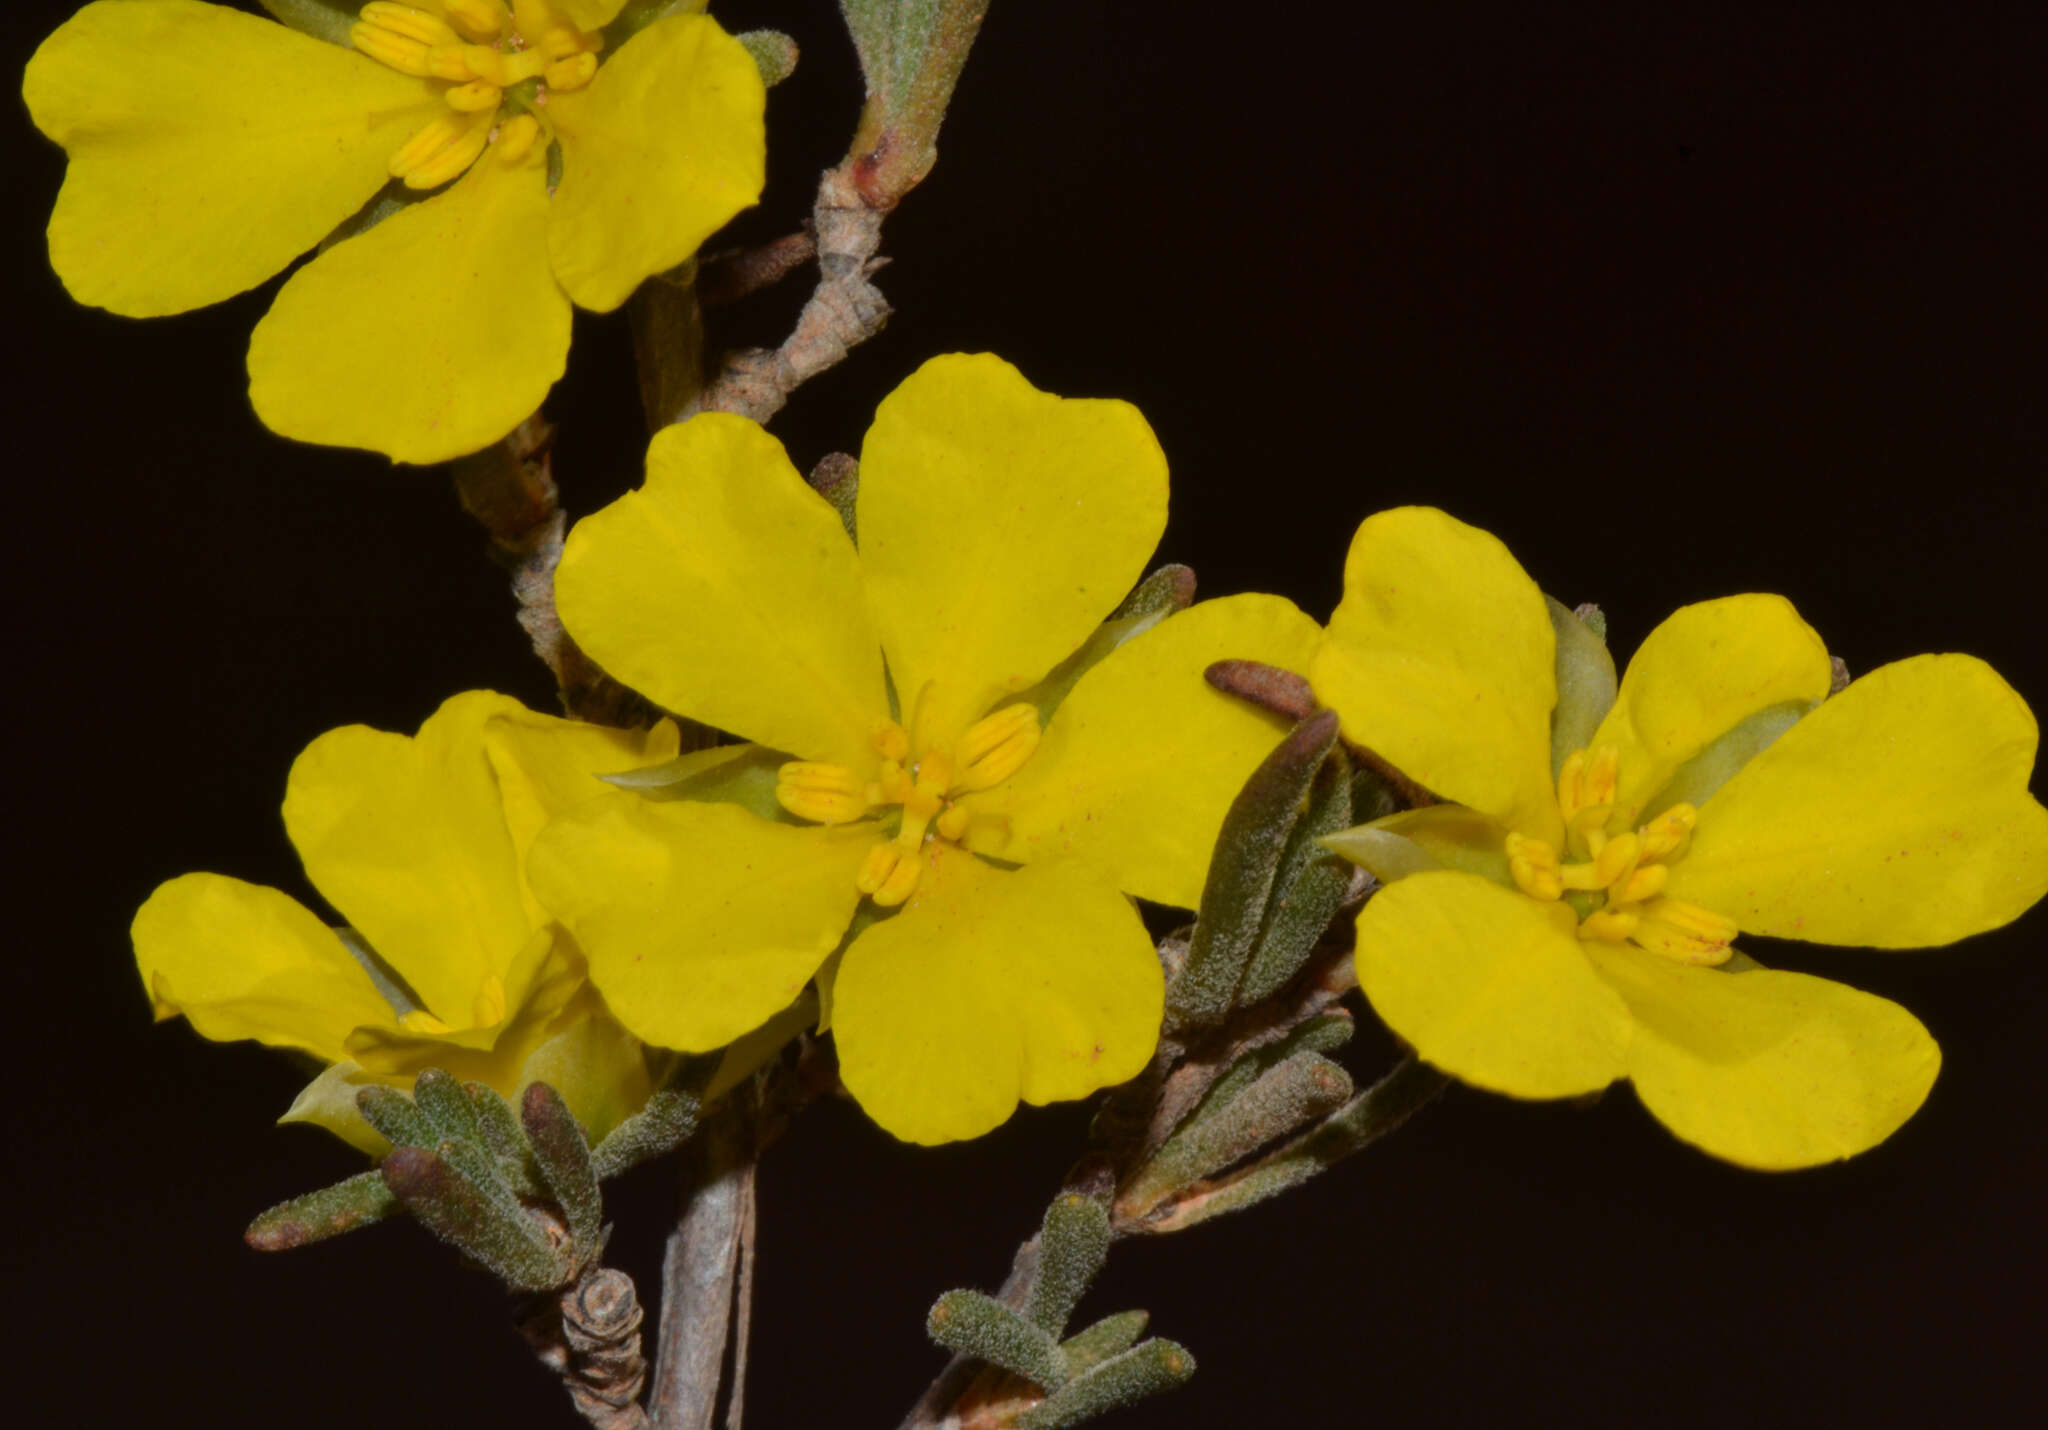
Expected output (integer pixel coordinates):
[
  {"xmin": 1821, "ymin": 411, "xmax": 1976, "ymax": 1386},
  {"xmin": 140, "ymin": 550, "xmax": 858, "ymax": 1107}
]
[
  {"xmin": 649, "ymin": 1099, "xmax": 756, "ymax": 1430},
  {"xmin": 448, "ymin": 416, "xmax": 648, "ymax": 728},
  {"xmin": 698, "ymin": 232, "xmax": 818, "ymax": 308},
  {"xmin": 725, "ymin": 1169, "xmax": 759, "ymax": 1430},
  {"xmin": 522, "ymin": 1266, "xmax": 656, "ymax": 1430}
]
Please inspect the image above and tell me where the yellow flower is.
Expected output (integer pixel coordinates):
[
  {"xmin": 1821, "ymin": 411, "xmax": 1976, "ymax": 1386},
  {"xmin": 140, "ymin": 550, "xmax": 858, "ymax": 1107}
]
[
  {"xmin": 132, "ymin": 690, "xmax": 680, "ymax": 1151},
  {"xmin": 1311, "ymin": 506, "xmax": 2048, "ymax": 1169},
  {"xmin": 24, "ymin": 1, "xmax": 765, "ymax": 463},
  {"xmin": 523, "ymin": 354, "xmax": 1323, "ymax": 1144}
]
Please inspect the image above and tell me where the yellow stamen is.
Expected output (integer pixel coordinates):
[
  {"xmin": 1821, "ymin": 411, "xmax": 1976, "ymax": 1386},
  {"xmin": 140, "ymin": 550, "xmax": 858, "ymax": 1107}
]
[
  {"xmin": 389, "ymin": 109, "xmax": 495, "ymax": 188},
  {"xmin": 1578, "ymin": 908, "xmax": 1640, "ymax": 943},
  {"xmin": 950, "ymin": 704, "xmax": 1041, "ymax": 793},
  {"xmin": 358, "ymin": 3, "xmax": 460, "ymax": 47},
  {"xmin": 492, "ymin": 113, "xmax": 542, "ymax": 164},
  {"xmin": 1639, "ymin": 803, "xmax": 1698, "ymax": 860},
  {"xmin": 1556, "ymin": 749, "xmax": 1588, "ymax": 824},
  {"xmin": 857, "ymin": 840, "xmax": 925, "ymax": 906},
  {"xmin": 349, "ymin": 23, "xmax": 433, "ymax": 76},
  {"xmin": 935, "ymin": 804, "xmax": 973, "ymax": 841},
  {"xmin": 1583, "ymin": 745, "xmax": 1620, "ymax": 809},
  {"xmin": 1632, "ymin": 897, "xmax": 1738, "ymax": 966},
  {"xmin": 1591, "ymin": 830, "xmax": 1640, "ymax": 889},
  {"xmin": 1505, "ymin": 832, "xmax": 1564, "ymax": 901},
  {"xmin": 870, "ymin": 721, "xmax": 910, "ymax": 763},
  {"xmin": 1614, "ymin": 862, "xmax": 1669, "ymax": 903},
  {"xmin": 546, "ymin": 52, "xmax": 599, "ymax": 90},
  {"xmin": 423, "ymin": 42, "xmax": 478, "ymax": 80},
  {"xmin": 444, "ymin": 79, "xmax": 504, "ymax": 112},
  {"xmin": 463, "ymin": 42, "xmax": 549, "ymax": 87},
  {"xmin": 541, "ymin": 25, "xmax": 604, "ymax": 58},
  {"xmin": 856, "ymin": 841, "xmax": 902, "ymax": 897},
  {"xmin": 512, "ymin": 0, "xmax": 561, "ymax": 41},
  {"xmin": 443, "ymin": 0, "xmax": 512, "ymax": 40},
  {"xmin": 774, "ymin": 761, "xmax": 872, "ymax": 824}
]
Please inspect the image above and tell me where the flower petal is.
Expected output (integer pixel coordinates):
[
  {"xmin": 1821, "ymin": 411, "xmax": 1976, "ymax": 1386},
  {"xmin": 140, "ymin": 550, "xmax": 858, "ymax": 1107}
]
[
  {"xmin": 547, "ymin": 13, "xmax": 767, "ymax": 311},
  {"xmin": 857, "ymin": 354, "xmax": 1170, "ymax": 752},
  {"xmin": 133, "ymin": 872, "xmax": 396, "ymax": 1062},
  {"xmin": 1589, "ymin": 594, "xmax": 1831, "ymax": 825},
  {"xmin": 556, "ymin": 415, "xmax": 888, "ymax": 768},
  {"xmin": 526, "ymin": 796, "xmax": 871, "ymax": 1050},
  {"xmin": 25, "ymin": 0, "xmax": 440, "ymax": 316},
  {"xmin": 961, "ymin": 593, "xmax": 1322, "ymax": 909},
  {"xmin": 480, "ymin": 705, "xmax": 680, "ymax": 921},
  {"xmin": 1585, "ymin": 945, "xmax": 1939, "ymax": 1169},
  {"xmin": 247, "ymin": 135, "xmax": 568, "ymax": 463},
  {"xmin": 1310, "ymin": 508, "xmax": 1560, "ymax": 844},
  {"xmin": 1352, "ymin": 871, "xmax": 1631, "ymax": 1098},
  {"xmin": 514, "ymin": 1010, "xmax": 657, "ymax": 1146},
  {"xmin": 282, "ymin": 692, "xmax": 533, "ymax": 1028},
  {"xmin": 832, "ymin": 846, "xmax": 1163, "ymax": 1145},
  {"xmin": 1666, "ymin": 653, "xmax": 2048, "ymax": 946}
]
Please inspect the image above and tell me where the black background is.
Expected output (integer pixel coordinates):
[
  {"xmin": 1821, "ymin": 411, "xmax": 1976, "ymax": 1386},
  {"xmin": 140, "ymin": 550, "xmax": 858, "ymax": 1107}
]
[{"xmin": 9, "ymin": 1, "xmax": 2045, "ymax": 1425}]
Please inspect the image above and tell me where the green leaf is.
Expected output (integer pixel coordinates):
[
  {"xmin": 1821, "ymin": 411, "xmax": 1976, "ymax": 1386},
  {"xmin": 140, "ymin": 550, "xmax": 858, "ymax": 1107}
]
[
  {"xmin": 1059, "ymin": 1311, "xmax": 1149, "ymax": 1376},
  {"xmin": 1022, "ymin": 564, "xmax": 1194, "ymax": 721},
  {"xmin": 1238, "ymin": 749, "xmax": 1354, "ymax": 1004},
  {"xmin": 1023, "ymin": 1195, "xmax": 1111, "ymax": 1338},
  {"xmin": 927, "ymin": 1290, "xmax": 1067, "ymax": 1390},
  {"xmin": 244, "ymin": 1171, "xmax": 399, "ymax": 1252},
  {"xmin": 463, "ymin": 1082, "xmax": 539, "ymax": 1196},
  {"xmin": 1547, "ymin": 596, "xmax": 1619, "ymax": 777},
  {"xmin": 258, "ymin": 0, "xmax": 356, "ymax": 47},
  {"xmin": 355, "ymin": 1085, "xmax": 435, "ymax": 1149},
  {"xmin": 1322, "ymin": 805, "xmax": 1513, "ymax": 887},
  {"xmin": 1122, "ymin": 1052, "xmax": 1352, "ymax": 1218},
  {"xmin": 522, "ymin": 1082, "xmax": 603, "ymax": 1255},
  {"xmin": 411, "ymin": 1068, "xmax": 481, "ymax": 1145},
  {"xmin": 1016, "ymin": 1339, "xmax": 1196, "ymax": 1429},
  {"xmin": 1168, "ymin": 710, "xmax": 1341, "ymax": 1029},
  {"xmin": 603, "ymin": 744, "xmax": 792, "ymax": 824},
  {"xmin": 808, "ymin": 454, "xmax": 860, "ymax": 544},
  {"xmin": 590, "ymin": 1089, "xmax": 701, "ymax": 1181},
  {"xmin": 380, "ymin": 1146, "xmax": 570, "ymax": 1292},
  {"xmin": 839, "ymin": 0, "xmax": 993, "ymax": 200},
  {"xmin": 1174, "ymin": 1012, "xmax": 1354, "ymax": 1134}
]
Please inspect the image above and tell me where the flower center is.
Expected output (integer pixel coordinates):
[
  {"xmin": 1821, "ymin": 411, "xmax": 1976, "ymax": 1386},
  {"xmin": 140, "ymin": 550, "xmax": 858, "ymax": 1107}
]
[
  {"xmin": 352, "ymin": 1, "xmax": 603, "ymax": 189},
  {"xmin": 1503, "ymin": 744, "xmax": 1739, "ymax": 964},
  {"xmin": 773, "ymin": 702, "xmax": 1043, "ymax": 907}
]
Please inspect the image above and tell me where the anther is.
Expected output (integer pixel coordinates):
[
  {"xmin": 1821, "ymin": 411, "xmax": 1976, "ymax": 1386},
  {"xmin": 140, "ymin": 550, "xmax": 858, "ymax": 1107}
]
[
  {"xmin": 1591, "ymin": 831, "xmax": 1641, "ymax": 890},
  {"xmin": 493, "ymin": 114, "xmax": 542, "ymax": 164},
  {"xmin": 443, "ymin": 0, "xmax": 511, "ymax": 40},
  {"xmin": 857, "ymin": 841, "xmax": 923, "ymax": 906},
  {"xmin": 422, "ymin": 43, "xmax": 478, "ymax": 80},
  {"xmin": 462, "ymin": 42, "xmax": 549, "ymax": 87},
  {"xmin": 1578, "ymin": 908, "xmax": 1640, "ymax": 943},
  {"xmin": 389, "ymin": 109, "xmax": 495, "ymax": 188},
  {"xmin": 1639, "ymin": 803, "xmax": 1698, "ymax": 860},
  {"xmin": 1614, "ymin": 862, "xmax": 1669, "ymax": 903},
  {"xmin": 870, "ymin": 721, "xmax": 910, "ymax": 763},
  {"xmin": 1632, "ymin": 897, "xmax": 1738, "ymax": 966},
  {"xmin": 774, "ymin": 761, "xmax": 872, "ymax": 825},
  {"xmin": 950, "ymin": 704, "xmax": 1041, "ymax": 794},
  {"xmin": 1505, "ymin": 832, "xmax": 1564, "ymax": 901},
  {"xmin": 358, "ymin": 3, "xmax": 460, "ymax": 47},
  {"xmin": 1556, "ymin": 749, "xmax": 1588, "ymax": 824},
  {"xmin": 546, "ymin": 52, "xmax": 599, "ymax": 90},
  {"xmin": 444, "ymin": 79, "xmax": 504, "ymax": 112},
  {"xmin": 1583, "ymin": 745, "xmax": 1620, "ymax": 808},
  {"xmin": 349, "ymin": 24, "xmax": 433, "ymax": 76},
  {"xmin": 935, "ymin": 804, "xmax": 973, "ymax": 841}
]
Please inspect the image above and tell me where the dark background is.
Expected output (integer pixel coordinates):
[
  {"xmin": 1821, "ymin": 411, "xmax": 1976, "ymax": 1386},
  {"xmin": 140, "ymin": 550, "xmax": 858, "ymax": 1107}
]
[{"xmin": 9, "ymin": 1, "xmax": 2045, "ymax": 1425}]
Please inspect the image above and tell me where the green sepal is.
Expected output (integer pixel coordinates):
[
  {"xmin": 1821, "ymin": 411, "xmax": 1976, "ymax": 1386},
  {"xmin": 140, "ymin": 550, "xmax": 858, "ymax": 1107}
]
[
  {"xmin": 838, "ymin": 0, "xmax": 993, "ymax": 201},
  {"xmin": 808, "ymin": 454, "xmax": 860, "ymax": 545},
  {"xmin": 355, "ymin": 1084, "xmax": 436, "ymax": 1149},
  {"xmin": 1122, "ymin": 1052, "xmax": 1352, "ymax": 1217},
  {"xmin": 1059, "ymin": 1311, "xmax": 1149, "ymax": 1376},
  {"xmin": 603, "ymin": 744, "xmax": 792, "ymax": 824},
  {"xmin": 736, "ymin": 29, "xmax": 799, "ymax": 86},
  {"xmin": 1547, "ymin": 595, "xmax": 1619, "ymax": 777},
  {"xmin": 1023, "ymin": 1195, "xmax": 1111, "ymax": 1337},
  {"xmin": 522, "ymin": 1083, "xmax": 603, "ymax": 1257},
  {"xmin": 1321, "ymin": 804, "xmax": 1513, "ymax": 888},
  {"xmin": 464, "ymin": 1082, "xmax": 540, "ymax": 1197},
  {"xmin": 244, "ymin": 1170, "xmax": 400, "ymax": 1252},
  {"xmin": 1238, "ymin": 749, "xmax": 1354, "ymax": 1005},
  {"xmin": 589, "ymin": 1088, "xmax": 701, "ymax": 1181},
  {"xmin": 410, "ymin": 1067, "xmax": 482, "ymax": 1146},
  {"xmin": 380, "ymin": 1145, "xmax": 571, "ymax": 1292},
  {"xmin": 1644, "ymin": 699, "xmax": 1813, "ymax": 819},
  {"xmin": 1015, "ymin": 1339, "xmax": 1196, "ymax": 1430},
  {"xmin": 927, "ymin": 1290, "xmax": 1066, "ymax": 1390},
  {"xmin": 1023, "ymin": 564, "xmax": 1195, "ymax": 721},
  {"xmin": 258, "ymin": 0, "xmax": 356, "ymax": 47},
  {"xmin": 1167, "ymin": 710, "xmax": 1341, "ymax": 1029}
]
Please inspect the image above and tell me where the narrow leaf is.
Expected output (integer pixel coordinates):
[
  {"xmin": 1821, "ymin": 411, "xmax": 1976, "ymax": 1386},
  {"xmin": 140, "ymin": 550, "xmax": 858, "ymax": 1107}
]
[
  {"xmin": 1547, "ymin": 596, "xmax": 1619, "ymax": 776},
  {"xmin": 522, "ymin": 1082, "xmax": 603, "ymax": 1255},
  {"xmin": 355, "ymin": 1085, "xmax": 434, "ymax": 1149},
  {"xmin": 808, "ymin": 453, "xmax": 859, "ymax": 543},
  {"xmin": 1168, "ymin": 710, "xmax": 1341, "ymax": 1028},
  {"xmin": 1172, "ymin": 1011, "xmax": 1355, "ymax": 1138},
  {"xmin": 927, "ymin": 1290, "xmax": 1067, "ymax": 1390},
  {"xmin": 1060, "ymin": 1311, "xmax": 1149, "ymax": 1376},
  {"xmin": 411, "ymin": 1068, "xmax": 481, "ymax": 1145},
  {"xmin": 590, "ymin": 1089, "xmax": 701, "ymax": 1181},
  {"xmin": 464, "ymin": 1082, "xmax": 539, "ymax": 1195},
  {"xmin": 382, "ymin": 1146, "xmax": 568, "ymax": 1292},
  {"xmin": 1238, "ymin": 749, "xmax": 1354, "ymax": 1004},
  {"xmin": 258, "ymin": 0, "xmax": 355, "ymax": 46},
  {"xmin": 736, "ymin": 29, "xmax": 799, "ymax": 86},
  {"xmin": 244, "ymin": 1170, "xmax": 399, "ymax": 1252},
  {"xmin": 1121, "ymin": 1052, "xmax": 1352, "ymax": 1218},
  {"xmin": 1023, "ymin": 1195, "xmax": 1111, "ymax": 1337},
  {"xmin": 1203, "ymin": 659, "xmax": 1316, "ymax": 720},
  {"xmin": 1024, "ymin": 563, "xmax": 1194, "ymax": 720},
  {"xmin": 1017, "ymin": 1339, "xmax": 1196, "ymax": 1429}
]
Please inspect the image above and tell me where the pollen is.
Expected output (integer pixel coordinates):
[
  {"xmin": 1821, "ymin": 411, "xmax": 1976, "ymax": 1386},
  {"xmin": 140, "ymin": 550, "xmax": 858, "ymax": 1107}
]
[{"xmin": 1509, "ymin": 749, "xmax": 1741, "ymax": 963}]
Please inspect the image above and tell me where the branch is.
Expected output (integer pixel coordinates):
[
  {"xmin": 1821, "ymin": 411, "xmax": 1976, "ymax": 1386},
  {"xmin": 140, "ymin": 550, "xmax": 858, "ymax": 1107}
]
[
  {"xmin": 649, "ymin": 1096, "xmax": 757, "ymax": 1430},
  {"xmin": 521, "ymin": 1265, "xmax": 655, "ymax": 1430}
]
